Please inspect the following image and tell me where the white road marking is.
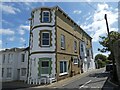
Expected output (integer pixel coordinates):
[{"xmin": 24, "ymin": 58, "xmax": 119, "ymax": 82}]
[{"xmin": 79, "ymin": 80, "xmax": 91, "ymax": 88}]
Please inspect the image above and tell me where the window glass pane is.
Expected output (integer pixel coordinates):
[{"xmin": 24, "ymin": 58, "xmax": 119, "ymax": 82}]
[
  {"xmin": 64, "ymin": 62, "xmax": 67, "ymax": 72},
  {"xmin": 43, "ymin": 12, "xmax": 49, "ymax": 16},
  {"xmin": 43, "ymin": 17, "xmax": 49, "ymax": 22},
  {"xmin": 42, "ymin": 61, "xmax": 49, "ymax": 67},
  {"xmin": 42, "ymin": 40, "xmax": 49, "ymax": 45},
  {"xmin": 43, "ymin": 12, "xmax": 50, "ymax": 22},
  {"xmin": 61, "ymin": 35, "xmax": 65, "ymax": 48},
  {"xmin": 43, "ymin": 33, "xmax": 49, "ymax": 38},
  {"xmin": 42, "ymin": 32, "xmax": 50, "ymax": 46},
  {"xmin": 60, "ymin": 62, "xmax": 63, "ymax": 73},
  {"xmin": 21, "ymin": 68, "xmax": 26, "ymax": 76}
]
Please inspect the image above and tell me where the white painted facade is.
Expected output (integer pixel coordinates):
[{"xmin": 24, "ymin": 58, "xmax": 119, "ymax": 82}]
[
  {"xmin": 28, "ymin": 8, "xmax": 56, "ymax": 84},
  {"xmin": 80, "ymin": 41, "xmax": 95, "ymax": 72},
  {"xmin": 1, "ymin": 48, "xmax": 28, "ymax": 82}
]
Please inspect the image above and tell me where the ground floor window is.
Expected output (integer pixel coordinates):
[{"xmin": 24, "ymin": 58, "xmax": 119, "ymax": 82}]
[
  {"xmin": 60, "ymin": 61, "xmax": 67, "ymax": 75},
  {"xmin": 7, "ymin": 68, "xmax": 12, "ymax": 78},
  {"xmin": 41, "ymin": 61, "xmax": 49, "ymax": 74},
  {"xmin": 21, "ymin": 68, "xmax": 26, "ymax": 76},
  {"xmin": 73, "ymin": 58, "xmax": 78, "ymax": 64}
]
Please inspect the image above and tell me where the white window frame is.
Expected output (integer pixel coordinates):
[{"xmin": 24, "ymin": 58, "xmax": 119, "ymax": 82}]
[
  {"xmin": 61, "ymin": 34, "xmax": 65, "ymax": 49},
  {"xmin": 73, "ymin": 58, "xmax": 78, "ymax": 64},
  {"xmin": 41, "ymin": 32, "xmax": 50, "ymax": 46},
  {"xmin": 59, "ymin": 60, "xmax": 68, "ymax": 76},
  {"xmin": 42, "ymin": 11, "xmax": 50, "ymax": 23}
]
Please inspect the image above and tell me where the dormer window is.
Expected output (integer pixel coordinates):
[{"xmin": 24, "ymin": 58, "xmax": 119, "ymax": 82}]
[{"xmin": 42, "ymin": 11, "xmax": 50, "ymax": 23}]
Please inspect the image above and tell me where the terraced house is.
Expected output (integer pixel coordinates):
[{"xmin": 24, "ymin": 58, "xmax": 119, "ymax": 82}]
[{"xmin": 28, "ymin": 6, "xmax": 95, "ymax": 84}]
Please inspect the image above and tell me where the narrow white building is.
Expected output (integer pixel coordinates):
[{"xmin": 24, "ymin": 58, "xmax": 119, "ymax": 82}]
[
  {"xmin": 1, "ymin": 48, "xmax": 28, "ymax": 82},
  {"xmin": 80, "ymin": 41, "xmax": 95, "ymax": 72}
]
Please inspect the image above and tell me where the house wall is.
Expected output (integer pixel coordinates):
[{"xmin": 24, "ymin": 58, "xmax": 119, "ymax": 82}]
[
  {"xmin": 1, "ymin": 49, "xmax": 28, "ymax": 82},
  {"xmin": 56, "ymin": 11, "xmax": 81, "ymax": 80}
]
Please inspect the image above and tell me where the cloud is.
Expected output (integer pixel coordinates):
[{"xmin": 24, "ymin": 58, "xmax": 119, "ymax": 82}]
[
  {"xmin": 7, "ymin": 37, "xmax": 15, "ymax": 41},
  {"xmin": 73, "ymin": 10, "xmax": 81, "ymax": 14},
  {"xmin": 19, "ymin": 30, "xmax": 25, "ymax": 35},
  {"xmin": 81, "ymin": 3, "xmax": 118, "ymax": 42},
  {"xmin": 19, "ymin": 25, "xmax": 30, "ymax": 31},
  {"xmin": 0, "ymin": 28, "xmax": 15, "ymax": 35},
  {"xmin": 2, "ymin": 19, "xmax": 13, "ymax": 26},
  {"xmin": 1, "ymin": 3, "xmax": 21, "ymax": 14},
  {"xmin": 20, "ymin": 37, "xmax": 25, "ymax": 43},
  {"xmin": 18, "ymin": 25, "xmax": 29, "ymax": 35}
]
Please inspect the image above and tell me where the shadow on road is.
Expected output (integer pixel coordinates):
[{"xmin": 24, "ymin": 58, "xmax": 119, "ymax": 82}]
[
  {"xmin": 2, "ymin": 81, "xmax": 41, "ymax": 90},
  {"xmin": 102, "ymin": 77, "xmax": 119, "ymax": 90},
  {"xmin": 88, "ymin": 72, "xmax": 109, "ymax": 78}
]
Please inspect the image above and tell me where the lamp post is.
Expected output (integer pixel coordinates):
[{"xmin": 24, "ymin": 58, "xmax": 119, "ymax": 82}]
[{"xmin": 104, "ymin": 14, "xmax": 117, "ymax": 81}]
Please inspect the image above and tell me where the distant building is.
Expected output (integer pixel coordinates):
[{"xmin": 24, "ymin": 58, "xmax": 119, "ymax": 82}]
[
  {"xmin": 1, "ymin": 48, "xmax": 28, "ymax": 82},
  {"xmin": 28, "ymin": 6, "xmax": 95, "ymax": 84}
]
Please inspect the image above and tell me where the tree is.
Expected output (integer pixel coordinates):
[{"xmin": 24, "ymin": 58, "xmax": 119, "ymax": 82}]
[
  {"xmin": 98, "ymin": 31, "xmax": 120, "ymax": 53},
  {"xmin": 95, "ymin": 54, "xmax": 107, "ymax": 61}
]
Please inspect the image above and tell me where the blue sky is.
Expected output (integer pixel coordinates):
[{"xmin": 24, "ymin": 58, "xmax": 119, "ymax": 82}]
[{"xmin": 0, "ymin": 1, "xmax": 119, "ymax": 57}]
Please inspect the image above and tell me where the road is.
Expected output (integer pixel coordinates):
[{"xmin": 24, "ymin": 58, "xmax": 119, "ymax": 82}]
[{"xmin": 56, "ymin": 68, "xmax": 118, "ymax": 90}]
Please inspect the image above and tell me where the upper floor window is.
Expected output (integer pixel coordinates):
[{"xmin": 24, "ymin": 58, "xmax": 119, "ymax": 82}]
[
  {"xmin": 74, "ymin": 41, "xmax": 77, "ymax": 52},
  {"xmin": 21, "ymin": 54, "xmax": 25, "ymax": 62},
  {"xmin": 42, "ymin": 11, "xmax": 50, "ymax": 23},
  {"xmin": 87, "ymin": 50, "xmax": 89, "ymax": 56},
  {"xmin": 61, "ymin": 34, "xmax": 65, "ymax": 49},
  {"xmin": 8, "ymin": 54, "xmax": 10, "ymax": 63},
  {"xmin": 2, "ymin": 54, "xmax": 5, "ymax": 63},
  {"xmin": 41, "ymin": 32, "xmax": 50, "ymax": 46},
  {"xmin": 81, "ymin": 44, "xmax": 84, "ymax": 52}
]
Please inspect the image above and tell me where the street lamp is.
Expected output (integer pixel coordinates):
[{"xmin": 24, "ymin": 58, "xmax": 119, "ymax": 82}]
[{"xmin": 104, "ymin": 14, "xmax": 117, "ymax": 81}]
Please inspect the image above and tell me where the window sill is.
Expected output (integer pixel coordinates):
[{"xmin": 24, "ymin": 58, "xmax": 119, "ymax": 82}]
[
  {"xmin": 61, "ymin": 47, "xmax": 65, "ymax": 50},
  {"xmin": 59, "ymin": 72, "xmax": 68, "ymax": 76},
  {"xmin": 74, "ymin": 63, "xmax": 78, "ymax": 65}
]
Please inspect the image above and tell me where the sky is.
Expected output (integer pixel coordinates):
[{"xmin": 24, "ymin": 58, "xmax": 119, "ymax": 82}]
[{"xmin": 0, "ymin": 1, "xmax": 119, "ymax": 57}]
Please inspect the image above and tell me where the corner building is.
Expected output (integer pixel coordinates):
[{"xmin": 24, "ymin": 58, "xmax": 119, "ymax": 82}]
[{"xmin": 28, "ymin": 6, "xmax": 95, "ymax": 84}]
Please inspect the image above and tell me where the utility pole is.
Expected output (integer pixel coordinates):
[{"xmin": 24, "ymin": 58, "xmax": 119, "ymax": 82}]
[{"xmin": 104, "ymin": 14, "xmax": 117, "ymax": 81}]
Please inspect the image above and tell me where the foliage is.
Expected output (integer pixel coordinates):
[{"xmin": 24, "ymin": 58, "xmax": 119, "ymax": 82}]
[
  {"xmin": 95, "ymin": 54, "xmax": 107, "ymax": 61},
  {"xmin": 98, "ymin": 31, "xmax": 120, "ymax": 53}
]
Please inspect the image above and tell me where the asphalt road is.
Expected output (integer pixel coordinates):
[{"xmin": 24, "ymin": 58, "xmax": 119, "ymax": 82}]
[{"xmin": 59, "ymin": 68, "xmax": 117, "ymax": 90}]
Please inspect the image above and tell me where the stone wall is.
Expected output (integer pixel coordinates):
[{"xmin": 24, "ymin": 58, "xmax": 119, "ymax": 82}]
[{"xmin": 113, "ymin": 39, "xmax": 120, "ymax": 85}]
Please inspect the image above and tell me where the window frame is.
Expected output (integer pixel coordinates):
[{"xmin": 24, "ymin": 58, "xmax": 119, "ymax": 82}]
[
  {"xmin": 41, "ymin": 60, "xmax": 50, "ymax": 74},
  {"xmin": 7, "ymin": 68, "xmax": 12, "ymax": 78},
  {"xmin": 21, "ymin": 68, "xmax": 26, "ymax": 76},
  {"xmin": 42, "ymin": 11, "xmax": 50, "ymax": 23},
  {"xmin": 73, "ymin": 58, "xmax": 78, "ymax": 64},
  {"xmin": 74, "ymin": 41, "xmax": 77, "ymax": 52},
  {"xmin": 2, "ymin": 54, "xmax": 5, "ymax": 63},
  {"xmin": 61, "ymin": 34, "xmax": 65, "ymax": 49},
  {"xmin": 41, "ymin": 31, "xmax": 50, "ymax": 47},
  {"xmin": 59, "ymin": 60, "xmax": 68, "ymax": 76},
  {"xmin": 21, "ymin": 54, "xmax": 25, "ymax": 62}
]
